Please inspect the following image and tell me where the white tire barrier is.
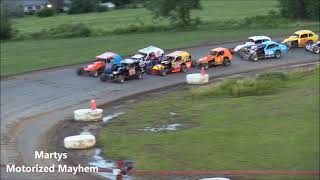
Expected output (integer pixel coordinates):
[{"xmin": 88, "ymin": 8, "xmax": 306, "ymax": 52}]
[
  {"xmin": 186, "ymin": 73, "xmax": 209, "ymax": 84},
  {"xmin": 74, "ymin": 109, "xmax": 103, "ymax": 121},
  {"xmin": 64, "ymin": 134, "xmax": 96, "ymax": 149}
]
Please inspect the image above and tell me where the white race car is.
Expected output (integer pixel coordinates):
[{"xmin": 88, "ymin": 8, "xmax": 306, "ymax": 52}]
[{"xmin": 233, "ymin": 36, "xmax": 271, "ymax": 54}]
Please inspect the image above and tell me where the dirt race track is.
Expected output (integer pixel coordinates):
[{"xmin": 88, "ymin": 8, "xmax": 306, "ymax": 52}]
[{"xmin": 1, "ymin": 38, "xmax": 319, "ymax": 180}]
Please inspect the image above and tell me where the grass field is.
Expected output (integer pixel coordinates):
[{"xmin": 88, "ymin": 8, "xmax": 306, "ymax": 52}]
[
  {"xmin": 97, "ymin": 70, "xmax": 319, "ymax": 180},
  {"xmin": 1, "ymin": 0, "xmax": 319, "ymax": 76},
  {"xmin": 12, "ymin": 0, "xmax": 279, "ymax": 34},
  {"xmin": 1, "ymin": 24, "xmax": 319, "ymax": 76}
]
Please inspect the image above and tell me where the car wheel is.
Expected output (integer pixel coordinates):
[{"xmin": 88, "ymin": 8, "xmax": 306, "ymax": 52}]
[
  {"xmin": 223, "ymin": 58, "xmax": 231, "ymax": 66},
  {"xmin": 117, "ymin": 75, "xmax": 125, "ymax": 83},
  {"xmin": 90, "ymin": 70, "xmax": 98, "ymax": 77},
  {"xmin": 202, "ymin": 63, "xmax": 209, "ymax": 69},
  {"xmin": 181, "ymin": 65, "xmax": 187, "ymax": 73},
  {"xmin": 136, "ymin": 71, "xmax": 143, "ymax": 79},
  {"xmin": 160, "ymin": 69, "xmax": 167, "ymax": 76},
  {"xmin": 291, "ymin": 41, "xmax": 298, "ymax": 48},
  {"xmin": 100, "ymin": 73, "xmax": 108, "ymax": 82},
  {"xmin": 77, "ymin": 68, "xmax": 85, "ymax": 75},
  {"xmin": 251, "ymin": 55, "xmax": 258, "ymax": 62},
  {"xmin": 306, "ymin": 40, "xmax": 313, "ymax": 46},
  {"xmin": 275, "ymin": 51, "xmax": 281, "ymax": 59},
  {"xmin": 315, "ymin": 48, "xmax": 320, "ymax": 54}
]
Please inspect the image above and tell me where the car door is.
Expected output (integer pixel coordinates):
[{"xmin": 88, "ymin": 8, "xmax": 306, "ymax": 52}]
[
  {"xmin": 265, "ymin": 44, "xmax": 276, "ymax": 58},
  {"xmin": 299, "ymin": 34, "xmax": 308, "ymax": 46},
  {"xmin": 215, "ymin": 51, "xmax": 224, "ymax": 64}
]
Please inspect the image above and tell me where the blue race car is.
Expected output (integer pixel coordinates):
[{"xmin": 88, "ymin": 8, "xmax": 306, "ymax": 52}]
[
  {"xmin": 241, "ymin": 41, "xmax": 288, "ymax": 61},
  {"xmin": 98, "ymin": 52, "xmax": 123, "ymax": 81}
]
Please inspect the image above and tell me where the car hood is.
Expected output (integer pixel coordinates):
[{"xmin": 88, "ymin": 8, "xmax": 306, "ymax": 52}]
[
  {"xmin": 197, "ymin": 55, "xmax": 212, "ymax": 63},
  {"xmin": 282, "ymin": 36, "xmax": 298, "ymax": 43}
]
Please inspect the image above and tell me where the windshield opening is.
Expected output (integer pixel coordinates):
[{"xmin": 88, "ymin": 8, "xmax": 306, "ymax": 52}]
[
  {"xmin": 165, "ymin": 56, "xmax": 175, "ymax": 61},
  {"xmin": 292, "ymin": 33, "xmax": 299, "ymax": 37},
  {"xmin": 246, "ymin": 39, "xmax": 254, "ymax": 43},
  {"xmin": 210, "ymin": 51, "xmax": 217, "ymax": 55}
]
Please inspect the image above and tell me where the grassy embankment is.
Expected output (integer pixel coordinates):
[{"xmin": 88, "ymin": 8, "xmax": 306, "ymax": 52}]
[
  {"xmin": 97, "ymin": 68, "xmax": 320, "ymax": 180},
  {"xmin": 1, "ymin": 0, "xmax": 319, "ymax": 76}
]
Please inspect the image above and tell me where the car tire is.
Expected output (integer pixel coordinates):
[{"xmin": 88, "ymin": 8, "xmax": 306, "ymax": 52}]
[
  {"xmin": 136, "ymin": 71, "xmax": 143, "ymax": 79},
  {"xmin": 202, "ymin": 63, "xmax": 209, "ymax": 69},
  {"xmin": 77, "ymin": 68, "xmax": 85, "ymax": 75},
  {"xmin": 251, "ymin": 55, "xmax": 258, "ymax": 62},
  {"xmin": 223, "ymin": 58, "xmax": 231, "ymax": 66},
  {"xmin": 291, "ymin": 41, "xmax": 298, "ymax": 48},
  {"xmin": 181, "ymin": 64, "xmax": 187, "ymax": 73},
  {"xmin": 160, "ymin": 69, "xmax": 167, "ymax": 76},
  {"xmin": 90, "ymin": 70, "xmax": 98, "ymax": 77},
  {"xmin": 117, "ymin": 75, "xmax": 125, "ymax": 83},
  {"xmin": 306, "ymin": 40, "xmax": 313, "ymax": 46},
  {"xmin": 315, "ymin": 48, "xmax": 320, "ymax": 54},
  {"xmin": 275, "ymin": 51, "xmax": 281, "ymax": 59},
  {"xmin": 100, "ymin": 73, "xmax": 108, "ymax": 82}
]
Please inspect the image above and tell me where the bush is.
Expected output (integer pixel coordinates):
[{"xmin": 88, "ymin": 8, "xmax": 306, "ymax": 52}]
[
  {"xmin": 96, "ymin": 5, "xmax": 108, "ymax": 12},
  {"xmin": 0, "ymin": 15, "xmax": 13, "ymax": 40},
  {"xmin": 68, "ymin": 0, "xmax": 99, "ymax": 14},
  {"xmin": 29, "ymin": 23, "xmax": 91, "ymax": 39},
  {"xmin": 192, "ymin": 72, "xmax": 289, "ymax": 98},
  {"xmin": 278, "ymin": 0, "xmax": 319, "ymax": 20},
  {"xmin": 37, "ymin": 8, "xmax": 55, "ymax": 17}
]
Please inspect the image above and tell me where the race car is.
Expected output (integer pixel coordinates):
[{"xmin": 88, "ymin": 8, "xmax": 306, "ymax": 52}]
[
  {"xmin": 305, "ymin": 41, "xmax": 320, "ymax": 54},
  {"xmin": 100, "ymin": 58, "xmax": 144, "ymax": 83},
  {"xmin": 130, "ymin": 46, "xmax": 164, "ymax": 71},
  {"xmin": 98, "ymin": 53, "xmax": 123, "ymax": 78},
  {"xmin": 282, "ymin": 30, "xmax": 318, "ymax": 48},
  {"xmin": 233, "ymin": 36, "xmax": 271, "ymax": 55},
  {"xmin": 195, "ymin": 47, "xmax": 232, "ymax": 69},
  {"xmin": 151, "ymin": 51, "xmax": 192, "ymax": 76},
  {"xmin": 241, "ymin": 41, "xmax": 288, "ymax": 61},
  {"xmin": 77, "ymin": 51, "xmax": 122, "ymax": 77}
]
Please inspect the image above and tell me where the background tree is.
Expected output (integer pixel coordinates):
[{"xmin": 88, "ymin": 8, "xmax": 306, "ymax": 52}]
[
  {"xmin": 49, "ymin": 0, "xmax": 64, "ymax": 12},
  {"xmin": 143, "ymin": 0, "xmax": 201, "ymax": 26},
  {"xmin": 104, "ymin": 0, "xmax": 135, "ymax": 8},
  {"xmin": 278, "ymin": 0, "xmax": 319, "ymax": 20},
  {"xmin": 68, "ymin": 0, "xmax": 99, "ymax": 14},
  {"xmin": 0, "ymin": 2, "xmax": 13, "ymax": 40}
]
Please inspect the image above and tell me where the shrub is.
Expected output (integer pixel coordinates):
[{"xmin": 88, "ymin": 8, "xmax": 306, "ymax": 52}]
[
  {"xmin": 37, "ymin": 8, "xmax": 55, "ymax": 17},
  {"xmin": 29, "ymin": 23, "xmax": 91, "ymax": 39},
  {"xmin": 68, "ymin": 0, "xmax": 99, "ymax": 14},
  {"xmin": 192, "ymin": 72, "xmax": 289, "ymax": 98},
  {"xmin": 96, "ymin": 5, "xmax": 108, "ymax": 12},
  {"xmin": 0, "ymin": 14, "xmax": 13, "ymax": 40}
]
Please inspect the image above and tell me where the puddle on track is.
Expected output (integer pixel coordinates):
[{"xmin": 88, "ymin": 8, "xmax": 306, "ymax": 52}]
[
  {"xmin": 102, "ymin": 112, "xmax": 126, "ymax": 123},
  {"xmin": 88, "ymin": 148, "xmax": 132, "ymax": 180},
  {"xmin": 142, "ymin": 124, "xmax": 182, "ymax": 132}
]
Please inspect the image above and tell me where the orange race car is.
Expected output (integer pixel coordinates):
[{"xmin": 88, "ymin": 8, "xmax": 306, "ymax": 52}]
[{"xmin": 195, "ymin": 47, "xmax": 232, "ymax": 69}]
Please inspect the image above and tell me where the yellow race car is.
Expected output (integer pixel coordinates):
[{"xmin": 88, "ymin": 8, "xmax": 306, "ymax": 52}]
[{"xmin": 282, "ymin": 30, "xmax": 318, "ymax": 48}]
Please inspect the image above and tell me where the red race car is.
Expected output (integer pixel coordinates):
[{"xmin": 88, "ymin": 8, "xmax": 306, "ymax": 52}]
[{"xmin": 77, "ymin": 51, "xmax": 119, "ymax": 77}]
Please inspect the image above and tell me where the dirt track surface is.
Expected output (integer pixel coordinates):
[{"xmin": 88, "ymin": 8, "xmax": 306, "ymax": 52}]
[{"xmin": 1, "ymin": 38, "xmax": 319, "ymax": 180}]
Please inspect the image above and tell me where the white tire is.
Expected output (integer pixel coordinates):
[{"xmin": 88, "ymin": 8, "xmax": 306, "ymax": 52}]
[
  {"xmin": 186, "ymin": 73, "xmax": 209, "ymax": 85},
  {"xmin": 64, "ymin": 134, "xmax": 96, "ymax": 149},
  {"xmin": 74, "ymin": 109, "xmax": 103, "ymax": 121}
]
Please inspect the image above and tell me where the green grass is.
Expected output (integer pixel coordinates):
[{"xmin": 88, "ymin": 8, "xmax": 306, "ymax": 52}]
[
  {"xmin": 97, "ymin": 70, "xmax": 319, "ymax": 180},
  {"xmin": 12, "ymin": 0, "xmax": 279, "ymax": 34},
  {"xmin": 1, "ymin": 23, "xmax": 319, "ymax": 76}
]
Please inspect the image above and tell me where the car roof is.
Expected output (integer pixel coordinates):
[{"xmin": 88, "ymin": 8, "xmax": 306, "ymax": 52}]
[
  {"xmin": 294, "ymin": 30, "xmax": 314, "ymax": 34},
  {"xmin": 96, "ymin": 51, "xmax": 117, "ymax": 59},
  {"xmin": 121, "ymin": 58, "xmax": 136, "ymax": 64},
  {"xmin": 261, "ymin": 41, "xmax": 279, "ymax": 45},
  {"xmin": 166, "ymin": 51, "xmax": 189, "ymax": 57},
  {"xmin": 211, "ymin": 47, "xmax": 227, "ymax": 52},
  {"xmin": 248, "ymin": 36, "xmax": 271, "ymax": 41},
  {"xmin": 138, "ymin": 46, "xmax": 164, "ymax": 54}
]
